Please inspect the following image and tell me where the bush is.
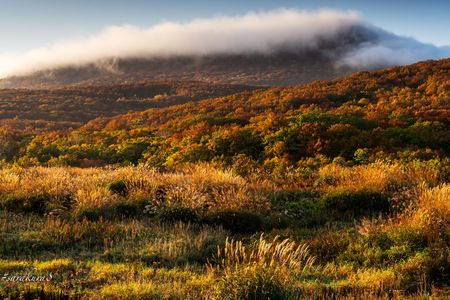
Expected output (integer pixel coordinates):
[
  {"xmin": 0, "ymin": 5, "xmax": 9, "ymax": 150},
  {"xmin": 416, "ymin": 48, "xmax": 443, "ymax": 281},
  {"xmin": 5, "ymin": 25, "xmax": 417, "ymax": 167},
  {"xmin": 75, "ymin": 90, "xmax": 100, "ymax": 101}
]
[
  {"xmin": 107, "ymin": 180, "xmax": 128, "ymax": 197},
  {"xmin": 354, "ymin": 148, "xmax": 370, "ymax": 165},
  {"xmin": 321, "ymin": 190, "xmax": 390, "ymax": 219},
  {"xmin": 263, "ymin": 214, "xmax": 290, "ymax": 230},
  {"xmin": 0, "ymin": 194, "xmax": 48, "ymax": 214},
  {"xmin": 158, "ymin": 206, "xmax": 199, "ymax": 223},
  {"xmin": 111, "ymin": 202, "xmax": 140, "ymax": 218},
  {"xmin": 202, "ymin": 210, "xmax": 262, "ymax": 234},
  {"xmin": 76, "ymin": 200, "xmax": 145, "ymax": 220},
  {"xmin": 332, "ymin": 156, "xmax": 347, "ymax": 165},
  {"xmin": 231, "ymin": 154, "xmax": 259, "ymax": 177},
  {"xmin": 387, "ymin": 227, "xmax": 427, "ymax": 253},
  {"xmin": 75, "ymin": 206, "xmax": 105, "ymax": 221},
  {"xmin": 269, "ymin": 190, "xmax": 324, "ymax": 227},
  {"xmin": 398, "ymin": 252, "xmax": 434, "ymax": 293},
  {"xmin": 308, "ymin": 230, "xmax": 353, "ymax": 262}
]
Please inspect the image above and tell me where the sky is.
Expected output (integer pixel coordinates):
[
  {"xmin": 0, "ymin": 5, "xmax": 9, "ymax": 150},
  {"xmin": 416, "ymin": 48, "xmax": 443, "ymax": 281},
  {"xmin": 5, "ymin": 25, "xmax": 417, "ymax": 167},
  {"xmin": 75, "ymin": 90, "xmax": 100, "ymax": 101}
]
[
  {"xmin": 0, "ymin": 0, "xmax": 449, "ymax": 77},
  {"xmin": 0, "ymin": 0, "xmax": 449, "ymax": 54}
]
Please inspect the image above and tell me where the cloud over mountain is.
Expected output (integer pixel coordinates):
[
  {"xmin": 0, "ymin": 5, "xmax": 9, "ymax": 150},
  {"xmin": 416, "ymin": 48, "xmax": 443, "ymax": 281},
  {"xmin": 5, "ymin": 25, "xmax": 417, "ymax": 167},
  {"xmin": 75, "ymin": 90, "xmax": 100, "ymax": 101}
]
[{"xmin": 0, "ymin": 9, "xmax": 448, "ymax": 78}]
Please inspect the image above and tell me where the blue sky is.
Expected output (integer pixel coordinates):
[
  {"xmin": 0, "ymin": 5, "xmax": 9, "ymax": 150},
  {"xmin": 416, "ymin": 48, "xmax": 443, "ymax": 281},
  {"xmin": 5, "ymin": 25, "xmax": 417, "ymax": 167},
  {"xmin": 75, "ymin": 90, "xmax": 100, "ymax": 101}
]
[{"xmin": 0, "ymin": 0, "xmax": 449, "ymax": 54}]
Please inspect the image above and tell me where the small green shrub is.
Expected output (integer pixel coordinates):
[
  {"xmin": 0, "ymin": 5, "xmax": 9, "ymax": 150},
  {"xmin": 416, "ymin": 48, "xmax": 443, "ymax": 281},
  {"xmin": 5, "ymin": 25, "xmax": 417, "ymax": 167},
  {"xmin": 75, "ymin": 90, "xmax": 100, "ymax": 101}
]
[
  {"xmin": 398, "ymin": 252, "xmax": 434, "ymax": 293},
  {"xmin": 263, "ymin": 213, "xmax": 290, "ymax": 230},
  {"xmin": 387, "ymin": 227, "xmax": 427, "ymax": 252},
  {"xmin": 354, "ymin": 148, "xmax": 370, "ymax": 165},
  {"xmin": 321, "ymin": 190, "xmax": 390, "ymax": 219},
  {"xmin": 0, "ymin": 195, "xmax": 48, "ymax": 215},
  {"xmin": 332, "ymin": 156, "xmax": 347, "ymax": 165},
  {"xmin": 75, "ymin": 207, "xmax": 104, "ymax": 221},
  {"xmin": 231, "ymin": 154, "xmax": 259, "ymax": 177},
  {"xmin": 75, "ymin": 205, "xmax": 118, "ymax": 221},
  {"xmin": 76, "ymin": 200, "xmax": 145, "ymax": 220},
  {"xmin": 308, "ymin": 230, "xmax": 353, "ymax": 262},
  {"xmin": 202, "ymin": 210, "xmax": 262, "ymax": 233},
  {"xmin": 107, "ymin": 180, "xmax": 128, "ymax": 197},
  {"xmin": 111, "ymin": 202, "xmax": 140, "ymax": 218},
  {"xmin": 269, "ymin": 190, "xmax": 324, "ymax": 227},
  {"xmin": 158, "ymin": 206, "xmax": 199, "ymax": 223}
]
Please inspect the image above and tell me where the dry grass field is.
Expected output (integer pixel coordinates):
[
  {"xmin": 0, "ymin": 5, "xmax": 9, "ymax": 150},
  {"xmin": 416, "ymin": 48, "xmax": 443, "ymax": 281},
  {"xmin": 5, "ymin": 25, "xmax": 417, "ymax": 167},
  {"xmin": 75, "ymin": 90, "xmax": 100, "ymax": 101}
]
[{"xmin": 0, "ymin": 159, "xmax": 448, "ymax": 299}]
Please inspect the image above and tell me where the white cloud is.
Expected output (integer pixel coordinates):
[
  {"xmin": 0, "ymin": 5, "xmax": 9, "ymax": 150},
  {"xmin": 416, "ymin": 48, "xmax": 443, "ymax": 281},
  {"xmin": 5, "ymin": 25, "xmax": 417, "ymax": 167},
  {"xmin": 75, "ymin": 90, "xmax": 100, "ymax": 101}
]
[{"xmin": 0, "ymin": 9, "xmax": 448, "ymax": 78}]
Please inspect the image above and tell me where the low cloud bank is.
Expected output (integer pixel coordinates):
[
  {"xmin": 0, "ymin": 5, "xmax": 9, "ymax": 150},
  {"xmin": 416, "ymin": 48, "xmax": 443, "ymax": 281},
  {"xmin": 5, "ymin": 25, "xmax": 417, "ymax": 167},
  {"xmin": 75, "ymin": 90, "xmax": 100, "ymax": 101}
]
[{"xmin": 0, "ymin": 9, "xmax": 449, "ymax": 78}]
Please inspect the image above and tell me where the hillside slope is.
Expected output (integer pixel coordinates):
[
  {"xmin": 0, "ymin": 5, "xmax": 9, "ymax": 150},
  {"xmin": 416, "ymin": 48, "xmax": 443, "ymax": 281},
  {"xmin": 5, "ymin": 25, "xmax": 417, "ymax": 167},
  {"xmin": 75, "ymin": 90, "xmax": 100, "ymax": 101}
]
[
  {"xmin": 0, "ymin": 81, "xmax": 258, "ymax": 131},
  {"xmin": 9, "ymin": 58, "xmax": 449, "ymax": 166}
]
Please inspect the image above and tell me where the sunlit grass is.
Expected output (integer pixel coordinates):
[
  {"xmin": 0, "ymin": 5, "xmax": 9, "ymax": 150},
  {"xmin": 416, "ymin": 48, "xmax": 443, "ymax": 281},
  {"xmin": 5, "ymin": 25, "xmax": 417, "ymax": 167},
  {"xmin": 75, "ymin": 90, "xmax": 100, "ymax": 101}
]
[{"xmin": 0, "ymin": 162, "xmax": 448, "ymax": 299}]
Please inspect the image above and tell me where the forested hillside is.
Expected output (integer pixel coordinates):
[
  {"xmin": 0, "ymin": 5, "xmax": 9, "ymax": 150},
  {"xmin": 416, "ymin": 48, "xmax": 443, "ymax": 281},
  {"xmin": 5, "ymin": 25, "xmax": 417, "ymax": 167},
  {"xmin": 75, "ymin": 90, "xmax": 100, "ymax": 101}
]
[
  {"xmin": 0, "ymin": 80, "xmax": 256, "ymax": 129},
  {"xmin": 11, "ymin": 58, "xmax": 448, "ymax": 167},
  {"xmin": 0, "ymin": 81, "xmax": 258, "ymax": 161}
]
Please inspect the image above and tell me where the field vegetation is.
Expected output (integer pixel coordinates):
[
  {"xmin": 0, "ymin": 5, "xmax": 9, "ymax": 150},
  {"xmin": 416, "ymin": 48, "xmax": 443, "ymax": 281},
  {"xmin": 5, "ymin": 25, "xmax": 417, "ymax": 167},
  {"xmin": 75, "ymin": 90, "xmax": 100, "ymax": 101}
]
[{"xmin": 0, "ymin": 159, "xmax": 448, "ymax": 299}]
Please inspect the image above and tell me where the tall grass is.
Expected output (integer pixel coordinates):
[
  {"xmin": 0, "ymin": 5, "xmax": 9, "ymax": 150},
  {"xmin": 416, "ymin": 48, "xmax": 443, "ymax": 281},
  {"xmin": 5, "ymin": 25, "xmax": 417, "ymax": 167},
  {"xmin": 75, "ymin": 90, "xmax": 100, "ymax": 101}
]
[
  {"xmin": 215, "ymin": 235, "xmax": 315, "ymax": 272},
  {"xmin": 0, "ymin": 161, "xmax": 448, "ymax": 299},
  {"xmin": 318, "ymin": 161, "xmax": 441, "ymax": 193},
  {"xmin": 401, "ymin": 184, "xmax": 450, "ymax": 242},
  {"xmin": 0, "ymin": 165, "xmax": 270, "ymax": 215}
]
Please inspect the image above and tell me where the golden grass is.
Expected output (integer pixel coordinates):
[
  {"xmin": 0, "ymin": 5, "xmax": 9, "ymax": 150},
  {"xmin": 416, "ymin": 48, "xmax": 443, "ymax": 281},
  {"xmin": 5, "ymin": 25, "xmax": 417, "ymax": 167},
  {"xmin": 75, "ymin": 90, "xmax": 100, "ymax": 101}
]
[
  {"xmin": 142, "ymin": 222, "xmax": 227, "ymax": 260},
  {"xmin": 0, "ymin": 161, "xmax": 442, "ymax": 214},
  {"xmin": 214, "ymin": 234, "xmax": 315, "ymax": 274},
  {"xmin": 0, "ymin": 165, "xmax": 269, "ymax": 212},
  {"xmin": 404, "ymin": 184, "xmax": 450, "ymax": 241},
  {"xmin": 0, "ymin": 162, "xmax": 448, "ymax": 299},
  {"xmin": 34, "ymin": 258, "xmax": 74, "ymax": 273},
  {"xmin": 318, "ymin": 160, "xmax": 441, "ymax": 192}
]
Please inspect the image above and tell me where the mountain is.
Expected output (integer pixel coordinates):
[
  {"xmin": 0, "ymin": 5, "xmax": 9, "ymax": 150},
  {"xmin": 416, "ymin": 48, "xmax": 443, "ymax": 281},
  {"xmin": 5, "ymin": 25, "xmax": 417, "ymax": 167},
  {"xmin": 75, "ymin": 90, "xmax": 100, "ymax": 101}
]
[
  {"xmin": 1, "ymin": 10, "xmax": 449, "ymax": 89},
  {"xmin": 0, "ymin": 24, "xmax": 389, "ymax": 89},
  {"xmin": 0, "ymin": 52, "xmax": 355, "ymax": 89}
]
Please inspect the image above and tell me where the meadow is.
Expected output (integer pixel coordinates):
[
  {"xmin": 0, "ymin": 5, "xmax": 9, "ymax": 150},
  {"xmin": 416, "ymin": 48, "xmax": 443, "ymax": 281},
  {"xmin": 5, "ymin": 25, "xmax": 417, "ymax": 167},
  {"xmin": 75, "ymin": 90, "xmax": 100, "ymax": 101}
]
[{"xmin": 0, "ymin": 157, "xmax": 448, "ymax": 299}]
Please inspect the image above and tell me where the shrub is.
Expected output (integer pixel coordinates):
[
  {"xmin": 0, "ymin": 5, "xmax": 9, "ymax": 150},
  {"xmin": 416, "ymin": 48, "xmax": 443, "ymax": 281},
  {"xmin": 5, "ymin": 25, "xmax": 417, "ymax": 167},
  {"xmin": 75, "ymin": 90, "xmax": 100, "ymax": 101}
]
[
  {"xmin": 321, "ymin": 190, "xmax": 390, "ymax": 219},
  {"xmin": 354, "ymin": 148, "xmax": 370, "ymax": 165},
  {"xmin": 76, "ymin": 206, "xmax": 105, "ymax": 221},
  {"xmin": 263, "ymin": 213, "xmax": 290, "ymax": 230},
  {"xmin": 386, "ymin": 227, "xmax": 427, "ymax": 253},
  {"xmin": 0, "ymin": 194, "xmax": 48, "ymax": 215},
  {"xmin": 231, "ymin": 154, "xmax": 259, "ymax": 177},
  {"xmin": 332, "ymin": 156, "xmax": 347, "ymax": 165},
  {"xmin": 270, "ymin": 190, "xmax": 325, "ymax": 227},
  {"xmin": 308, "ymin": 230, "xmax": 353, "ymax": 262},
  {"xmin": 398, "ymin": 252, "xmax": 434, "ymax": 293},
  {"xmin": 111, "ymin": 202, "xmax": 140, "ymax": 218},
  {"xmin": 76, "ymin": 200, "xmax": 145, "ymax": 220},
  {"xmin": 107, "ymin": 180, "xmax": 128, "ymax": 197},
  {"xmin": 158, "ymin": 206, "xmax": 199, "ymax": 223},
  {"xmin": 202, "ymin": 210, "xmax": 262, "ymax": 233}
]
